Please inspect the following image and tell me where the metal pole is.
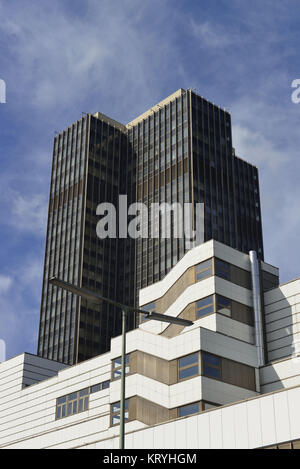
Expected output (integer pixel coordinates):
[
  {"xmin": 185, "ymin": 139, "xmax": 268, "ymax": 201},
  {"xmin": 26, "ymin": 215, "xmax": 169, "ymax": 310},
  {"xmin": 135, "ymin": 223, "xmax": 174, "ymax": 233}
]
[
  {"xmin": 119, "ymin": 308, "xmax": 126, "ymax": 449},
  {"xmin": 249, "ymin": 251, "xmax": 265, "ymax": 368}
]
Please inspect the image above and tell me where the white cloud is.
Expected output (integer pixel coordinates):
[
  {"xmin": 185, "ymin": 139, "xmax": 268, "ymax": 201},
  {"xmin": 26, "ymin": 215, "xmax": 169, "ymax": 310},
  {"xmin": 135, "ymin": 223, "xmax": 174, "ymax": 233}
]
[
  {"xmin": 232, "ymin": 124, "xmax": 287, "ymax": 171},
  {"xmin": 0, "ymin": 0, "xmax": 175, "ymax": 119},
  {"xmin": 0, "ymin": 275, "xmax": 13, "ymax": 293},
  {"xmin": 190, "ymin": 20, "xmax": 234, "ymax": 48},
  {"xmin": 0, "ymin": 256, "xmax": 43, "ymax": 358},
  {"xmin": 0, "ymin": 181, "xmax": 48, "ymax": 237},
  {"xmin": 230, "ymin": 89, "xmax": 300, "ymax": 283},
  {"xmin": 11, "ymin": 192, "xmax": 47, "ymax": 236}
]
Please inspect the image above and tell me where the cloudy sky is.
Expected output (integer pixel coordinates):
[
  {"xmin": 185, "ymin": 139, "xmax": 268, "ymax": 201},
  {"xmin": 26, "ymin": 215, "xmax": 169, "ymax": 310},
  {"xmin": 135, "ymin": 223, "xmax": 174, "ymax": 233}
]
[{"xmin": 0, "ymin": 0, "xmax": 299, "ymax": 360}]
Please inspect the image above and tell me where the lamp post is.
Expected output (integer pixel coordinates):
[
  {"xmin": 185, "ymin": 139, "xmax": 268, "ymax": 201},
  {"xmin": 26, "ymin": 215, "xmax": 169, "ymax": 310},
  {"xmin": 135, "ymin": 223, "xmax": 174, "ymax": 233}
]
[{"xmin": 49, "ymin": 277, "xmax": 193, "ymax": 449}]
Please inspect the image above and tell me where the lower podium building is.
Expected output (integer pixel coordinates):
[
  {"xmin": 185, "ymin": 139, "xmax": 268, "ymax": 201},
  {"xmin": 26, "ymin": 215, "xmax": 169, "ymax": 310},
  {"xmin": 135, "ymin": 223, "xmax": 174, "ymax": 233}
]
[{"xmin": 1, "ymin": 240, "xmax": 300, "ymax": 449}]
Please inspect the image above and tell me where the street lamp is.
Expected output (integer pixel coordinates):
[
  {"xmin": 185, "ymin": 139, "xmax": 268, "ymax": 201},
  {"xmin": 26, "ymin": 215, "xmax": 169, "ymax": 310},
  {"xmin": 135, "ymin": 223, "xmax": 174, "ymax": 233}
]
[{"xmin": 49, "ymin": 277, "xmax": 193, "ymax": 449}]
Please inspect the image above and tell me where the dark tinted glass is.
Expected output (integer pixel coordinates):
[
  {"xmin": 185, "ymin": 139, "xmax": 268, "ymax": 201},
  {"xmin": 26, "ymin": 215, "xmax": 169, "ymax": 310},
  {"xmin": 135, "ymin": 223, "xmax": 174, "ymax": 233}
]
[
  {"xmin": 197, "ymin": 296, "xmax": 213, "ymax": 309},
  {"xmin": 203, "ymin": 353, "xmax": 220, "ymax": 367},
  {"xmin": 197, "ymin": 305, "xmax": 214, "ymax": 318},
  {"xmin": 203, "ymin": 365, "xmax": 221, "ymax": 379},
  {"xmin": 215, "ymin": 259, "xmax": 230, "ymax": 280},
  {"xmin": 113, "ymin": 355, "xmax": 129, "ymax": 368},
  {"xmin": 179, "ymin": 365, "xmax": 199, "ymax": 380},
  {"xmin": 57, "ymin": 396, "xmax": 67, "ymax": 405},
  {"xmin": 179, "ymin": 353, "xmax": 198, "ymax": 368},
  {"xmin": 216, "ymin": 295, "xmax": 231, "ymax": 307},
  {"xmin": 102, "ymin": 380, "xmax": 110, "ymax": 389},
  {"xmin": 179, "ymin": 402, "xmax": 200, "ymax": 417},
  {"xmin": 90, "ymin": 384, "xmax": 101, "ymax": 394},
  {"xmin": 196, "ymin": 259, "xmax": 212, "ymax": 272}
]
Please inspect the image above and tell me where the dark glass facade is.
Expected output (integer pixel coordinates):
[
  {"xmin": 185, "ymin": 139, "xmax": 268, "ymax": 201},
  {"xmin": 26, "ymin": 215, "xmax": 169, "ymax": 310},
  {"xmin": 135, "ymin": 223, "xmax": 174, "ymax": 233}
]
[
  {"xmin": 130, "ymin": 91, "xmax": 191, "ymax": 299},
  {"xmin": 38, "ymin": 88, "xmax": 264, "ymax": 364},
  {"xmin": 130, "ymin": 89, "xmax": 263, "ymax": 304},
  {"xmin": 38, "ymin": 114, "xmax": 135, "ymax": 365}
]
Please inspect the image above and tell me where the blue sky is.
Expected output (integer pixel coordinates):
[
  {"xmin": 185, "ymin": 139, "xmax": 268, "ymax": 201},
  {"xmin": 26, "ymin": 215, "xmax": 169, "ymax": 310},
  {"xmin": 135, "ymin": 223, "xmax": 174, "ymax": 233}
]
[{"xmin": 0, "ymin": 0, "xmax": 299, "ymax": 360}]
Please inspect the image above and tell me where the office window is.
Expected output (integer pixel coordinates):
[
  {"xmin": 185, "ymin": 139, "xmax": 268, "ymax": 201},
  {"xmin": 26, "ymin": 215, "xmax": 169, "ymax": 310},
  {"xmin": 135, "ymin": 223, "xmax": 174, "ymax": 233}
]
[
  {"xmin": 56, "ymin": 396, "xmax": 67, "ymax": 419},
  {"xmin": 202, "ymin": 352, "xmax": 221, "ymax": 379},
  {"xmin": 178, "ymin": 352, "xmax": 199, "ymax": 380},
  {"xmin": 178, "ymin": 402, "xmax": 200, "ymax": 417},
  {"xmin": 214, "ymin": 259, "xmax": 230, "ymax": 280},
  {"xmin": 195, "ymin": 259, "xmax": 212, "ymax": 281},
  {"xmin": 56, "ymin": 388, "xmax": 89, "ymax": 419},
  {"xmin": 111, "ymin": 400, "xmax": 129, "ymax": 425},
  {"xmin": 196, "ymin": 295, "xmax": 214, "ymax": 318},
  {"xmin": 90, "ymin": 380, "xmax": 110, "ymax": 394},
  {"xmin": 56, "ymin": 380, "xmax": 110, "ymax": 419},
  {"xmin": 216, "ymin": 295, "xmax": 231, "ymax": 317},
  {"xmin": 112, "ymin": 355, "xmax": 130, "ymax": 379}
]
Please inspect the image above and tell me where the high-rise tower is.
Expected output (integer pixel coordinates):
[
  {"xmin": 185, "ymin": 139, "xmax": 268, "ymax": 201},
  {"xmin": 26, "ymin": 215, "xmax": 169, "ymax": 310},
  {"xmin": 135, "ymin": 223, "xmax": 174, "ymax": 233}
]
[
  {"xmin": 127, "ymin": 89, "xmax": 263, "ymax": 298},
  {"xmin": 38, "ymin": 89, "xmax": 264, "ymax": 364},
  {"xmin": 38, "ymin": 113, "xmax": 135, "ymax": 364}
]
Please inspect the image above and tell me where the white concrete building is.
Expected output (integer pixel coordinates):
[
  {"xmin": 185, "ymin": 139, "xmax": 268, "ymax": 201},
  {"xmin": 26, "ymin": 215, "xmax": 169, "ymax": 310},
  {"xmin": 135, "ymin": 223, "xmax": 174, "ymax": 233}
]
[{"xmin": 1, "ymin": 240, "xmax": 300, "ymax": 449}]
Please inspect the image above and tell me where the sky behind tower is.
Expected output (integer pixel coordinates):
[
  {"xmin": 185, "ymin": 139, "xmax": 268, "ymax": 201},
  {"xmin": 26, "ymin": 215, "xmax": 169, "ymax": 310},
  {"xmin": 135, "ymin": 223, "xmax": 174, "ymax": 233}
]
[{"xmin": 0, "ymin": 0, "xmax": 299, "ymax": 359}]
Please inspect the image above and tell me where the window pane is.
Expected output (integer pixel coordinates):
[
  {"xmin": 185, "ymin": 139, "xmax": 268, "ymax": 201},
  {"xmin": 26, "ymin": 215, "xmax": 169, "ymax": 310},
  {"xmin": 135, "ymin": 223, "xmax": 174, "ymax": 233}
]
[
  {"xmin": 196, "ymin": 259, "xmax": 212, "ymax": 272},
  {"xmin": 203, "ymin": 365, "xmax": 221, "ymax": 379},
  {"xmin": 113, "ymin": 369, "xmax": 122, "ymax": 379},
  {"xmin": 196, "ymin": 270, "xmax": 211, "ymax": 281},
  {"xmin": 197, "ymin": 305, "xmax": 214, "ymax": 318},
  {"xmin": 203, "ymin": 353, "xmax": 220, "ymax": 367},
  {"xmin": 216, "ymin": 269, "xmax": 230, "ymax": 280},
  {"xmin": 197, "ymin": 296, "xmax": 213, "ymax": 309},
  {"xmin": 113, "ymin": 357, "xmax": 122, "ymax": 367},
  {"xmin": 113, "ymin": 355, "xmax": 129, "ymax": 368},
  {"xmin": 68, "ymin": 392, "xmax": 77, "ymax": 401},
  {"xmin": 216, "ymin": 295, "xmax": 231, "ymax": 316},
  {"xmin": 179, "ymin": 353, "xmax": 198, "ymax": 368},
  {"xmin": 216, "ymin": 295, "xmax": 231, "ymax": 307},
  {"xmin": 56, "ymin": 407, "xmax": 61, "ymax": 419},
  {"xmin": 112, "ymin": 402, "xmax": 120, "ymax": 413},
  {"xmin": 102, "ymin": 380, "xmax": 110, "ymax": 389},
  {"xmin": 179, "ymin": 365, "xmax": 198, "ymax": 380},
  {"xmin": 215, "ymin": 259, "xmax": 229, "ymax": 270},
  {"xmin": 179, "ymin": 402, "xmax": 199, "ymax": 417},
  {"xmin": 79, "ymin": 388, "xmax": 89, "ymax": 397},
  {"xmin": 90, "ymin": 384, "xmax": 101, "ymax": 394},
  {"xmin": 57, "ymin": 396, "xmax": 67, "ymax": 405},
  {"xmin": 215, "ymin": 259, "xmax": 230, "ymax": 280}
]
